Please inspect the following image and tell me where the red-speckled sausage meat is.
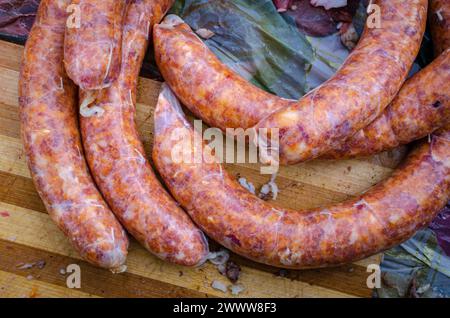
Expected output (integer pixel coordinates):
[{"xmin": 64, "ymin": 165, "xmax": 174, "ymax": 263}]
[
  {"xmin": 19, "ymin": 0, "xmax": 129, "ymax": 271},
  {"xmin": 153, "ymin": 15, "xmax": 295, "ymax": 131},
  {"xmin": 256, "ymin": 0, "xmax": 427, "ymax": 165},
  {"xmin": 79, "ymin": 0, "xmax": 209, "ymax": 266},
  {"xmin": 324, "ymin": 0, "xmax": 450, "ymax": 159},
  {"xmin": 324, "ymin": 49, "xmax": 450, "ymax": 159},
  {"xmin": 64, "ymin": 0, "xmax": 127, "ymax": 90},
  {"xmin": 430, "ymin": 0, "xmax": 450, "ymax": 56},
  {"xmin": 154, "ymin": 0, "xmax": 427, "ymax": 165},
  {"xmin": 152, "ymin": 86, "xmax": 450, "ymax": 269}
]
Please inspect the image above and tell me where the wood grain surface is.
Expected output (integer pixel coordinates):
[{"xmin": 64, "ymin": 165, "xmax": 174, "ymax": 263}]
[{"xmin": 0, "ymin": 39, "xmax": 407, "ymax": 298}]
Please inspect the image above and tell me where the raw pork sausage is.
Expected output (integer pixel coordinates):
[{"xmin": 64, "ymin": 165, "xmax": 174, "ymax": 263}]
[
  {"xmin": 324, "ymin": 49, "xmax": 450, "ymax": 159},
  {"xmin": 324, "ymin": 0, "xmax": 450, "ymax": 159},
  {"xmin": 152, "ymin": 85, "xmax": 450, "ymax": 269},
  {"xmin": 154, "ymin": 1, "xmax": 427, "ymax": 165},
  {"xmin": 153, "ymin": 15, "xmax": 295, "ymax": 131},
  {"xmin": 154, "ymin": 3, "xmax": 450, "ymax": 162},
  {"xmin": 19, "ymin": 0, "xmax": 129, "ymax": 271},
  {"xmin": 64, "ymin": 0, "xmax": 127, "ymax": 90},
  {"xmin": 256, "ymin": 0, "xmax": 427, "ymax": 164},
  {"xmin": 79, "ymin": 0, "xmax": 209, "ymax": 266}
]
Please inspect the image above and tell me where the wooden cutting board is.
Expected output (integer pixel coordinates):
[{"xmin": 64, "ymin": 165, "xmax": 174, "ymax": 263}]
[{"xmin": 0, "ymin": 39, "xmax": 406, "ymax": 298}]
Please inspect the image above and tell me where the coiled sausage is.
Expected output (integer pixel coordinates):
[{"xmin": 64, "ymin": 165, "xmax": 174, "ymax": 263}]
[
  {"xmin": 152, "ymin": 85, "xmax": 449, "ymax": 269},
  {"xmin": 324, "ymin": 49, "xmax": 449, "ymax": 159},
  {"xmin": 324, "ymin": 0, "xmax": 450, "ymax": 159},
  {"xmin": 154, "ymin": 1, "xmax": 427, "ymax": 165}
]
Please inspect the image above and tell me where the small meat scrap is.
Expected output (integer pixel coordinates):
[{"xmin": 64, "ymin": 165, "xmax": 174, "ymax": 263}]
[
  {"xmin": 211, "ymin": 280, "xmax": 245, "ymax": 296},
  {"xmin": 259, "ymin": 174, "xmax": 279, "ymax": 201},
  {"xmin": 211, "ymin": 280, "xmax": 228, "ymax": 293},
  {"xmin": 207, "ymin": 249, "xmax": 241, "ymax": 283},
  {"xmin": 16, "ymin": 260, "xmax": 46, "ymax": 270},
  {"xmin": 339, "ymin": 22, "xmax": 359, "ymax": 50},
  {"xmin": 207, "ymin": 249, "xmax": 230, "ymax": 266},
  {"xmin": 230, "ymin": 284, "xmax": 245, "ymax": 296},
  {"xmin": 259, "ymin": 184, "xmax": 273, "ymax": 200},
  {"xmin": 224, "ymin": 261, "xmax": 241, "ymax": 283},
  {"xmin": 238, "ymin": 177, "xmax": 256, "ymax": 194},
  {"xmin": 196, "ymin": 28, "xmax": 215, "ymax": 39},
  {"xmin": 17, "ymin": 263, "xmax": 35, "ymax": 270},
  {"xmin": 35, "ymin": 260, "xmax": 46, "ymax": 269}
]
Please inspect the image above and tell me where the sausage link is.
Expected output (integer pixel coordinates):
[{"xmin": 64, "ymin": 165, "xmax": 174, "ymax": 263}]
[
  {"xmin": 154, "ymin": 1, "xmax": 427, "ymax": 165},
  {"xmin": 79, "ymin": 0, "xmax": 209, "ymax": 266},
  {"xmin": 256, "ymin": 0, "xmax": 428, "ymax": 164},
  {"xmin": 323, "ymin": 49, "xmax": 450, "ymax": 159},
  {"xmin": 64, "ymin": 0, "xmax": 127, "ymax": 90},
  {"xmin": 430, "ymin": 0, "xmax": 450, "ymax": 56},
  {"xmin": 153, "ymin": 15, "xmax": 295, "ymax": 131},
  {"xmin": 152, "ymin": 85, "xmax": 450, "ymax": 269},
  {"xmin": 19, "ymin": 0, "xmax": 129, "ymax": 271},
  {"xmin": 324, "ymin": 1, "xmax": 450, "ymax": 159}
]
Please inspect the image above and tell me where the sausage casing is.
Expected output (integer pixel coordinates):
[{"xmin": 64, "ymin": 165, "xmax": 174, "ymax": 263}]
[
  {"xmin": 324, "ymin": 0, "xmax": 450, "ymax": 159},
  {"xmin": 153, "ymin": 15, "xmax": 294, "ymax": 131},
  {"xmin": 64, "ymin": 0, "xmax": 127, "ymax": 90},
  {"xmin": 79, "ymin": 0, "xmax": 209, "ymax": 266},
  {"xmin": 152, "ymin": 85, "xmax": 450, "ymax": 269},
  {"xmin": 154, "ymin": 1, "xmax": 427, "ymax": 165},
  {"xmin": 19, "ymin": 0, "xmax": 129, "ymax": 270},
  {"xmin": 324, "ymin": 49, "xmax": 450, "ymax": 159},
  {"xmin": 256, "ymin": 0, "xmax": 428, "ymax": 164}
]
